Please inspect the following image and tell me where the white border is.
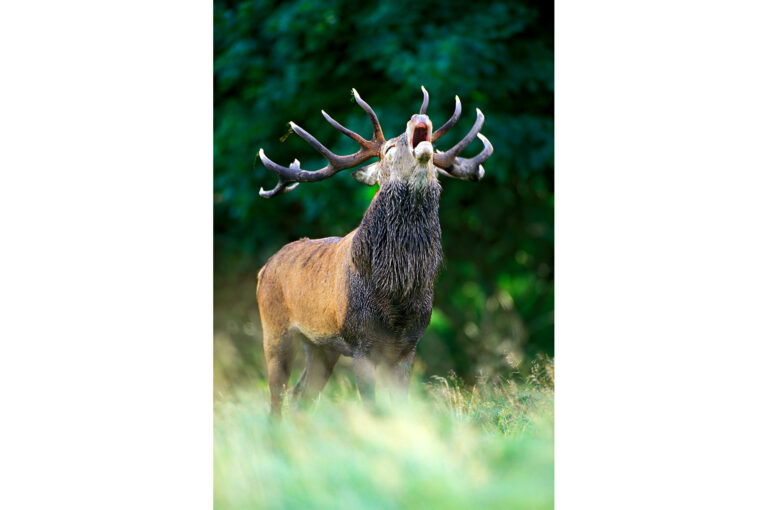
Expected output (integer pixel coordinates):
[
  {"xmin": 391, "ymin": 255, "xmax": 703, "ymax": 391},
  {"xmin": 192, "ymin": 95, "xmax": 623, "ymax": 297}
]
[
  {"xmin": 557, "ymin": 1, "xmax": 768, "ymax": 508},
  {"xmin": 0, "ymin": 2, "xmax": 212, "ymax": 508}
]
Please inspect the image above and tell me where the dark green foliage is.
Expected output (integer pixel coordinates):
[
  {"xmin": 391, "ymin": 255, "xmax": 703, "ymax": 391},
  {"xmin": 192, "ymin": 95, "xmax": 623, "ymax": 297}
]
[{"xmin": 215, "ymin": 0, "xmax": 553, "ymax": 381}]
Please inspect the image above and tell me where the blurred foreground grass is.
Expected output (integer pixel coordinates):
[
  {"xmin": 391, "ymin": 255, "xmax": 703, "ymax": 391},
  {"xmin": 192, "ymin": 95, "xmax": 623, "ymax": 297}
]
[{"xmin": 214, "ymin": 359, "xmax": 554, "ymax": 509}]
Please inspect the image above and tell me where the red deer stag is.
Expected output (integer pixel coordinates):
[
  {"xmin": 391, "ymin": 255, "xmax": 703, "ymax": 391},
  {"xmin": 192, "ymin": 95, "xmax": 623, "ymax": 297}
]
[{"xmin": 256, "ymin": 87, "xmax": 492, "ymax": 416}]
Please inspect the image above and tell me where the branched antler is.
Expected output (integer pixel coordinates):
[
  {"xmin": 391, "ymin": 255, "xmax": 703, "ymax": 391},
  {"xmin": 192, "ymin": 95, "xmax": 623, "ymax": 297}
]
[
  {"xmin": 258, "ymin": 89, "xmax": 386, "ymax": 198},
  {"xmin": 418, "ymin": 88, "xmax": 491, "ymax": 180},
  {"xmin": 435, "ymin": 132, "xmax": 493, "ymax": 181},
  {"xmin": 432, "ymin": 107, "xmax": 493, "ymax": 182},
  {"xmin": 418, "ymin": 86, "xmax": 462, "ymax": 142}
]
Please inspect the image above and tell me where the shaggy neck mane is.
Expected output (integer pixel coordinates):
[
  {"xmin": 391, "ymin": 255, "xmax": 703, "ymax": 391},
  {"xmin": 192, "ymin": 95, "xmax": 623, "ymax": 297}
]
[{"xmin": 352, "ymin": 180, "xmax": 442, "ymax": 318}]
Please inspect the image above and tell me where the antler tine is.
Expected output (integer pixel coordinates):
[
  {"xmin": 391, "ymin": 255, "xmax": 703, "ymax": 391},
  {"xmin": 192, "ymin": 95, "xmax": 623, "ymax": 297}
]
[
  {"xmin": 352, "ymin": 88, "xmax": 386, "ymax": 145},
  {"xmin": 435, "ymin": 133, "xmax": 493, "ymax": 182},
  {"xmin": 433, "ymin": 107, "xmax": 485, "ymax": 170},
  {"xmin": 257, "ymin": 147, "xmax": 355, "ymax": 189},
  {"xmin": 419, "ymin": 85, "xmax": 429, "ymax": 115},
  {"xmin": 259, "ymin": 158, "xmax": 302, "ymax": 198},
  {"xmin": 321, "ymin": 110, "xmax": 366, "ymax": 145},
  {"xmin": 431, "ymin": 95, "xmax": 462, "ymax": 142},
  {"xmin": 257, "ymin": 89, "xmax": 386, "ymax": 198},
  {"xmin": 289, "ymin": 121, "xmax": 345, "ymax": 166}
]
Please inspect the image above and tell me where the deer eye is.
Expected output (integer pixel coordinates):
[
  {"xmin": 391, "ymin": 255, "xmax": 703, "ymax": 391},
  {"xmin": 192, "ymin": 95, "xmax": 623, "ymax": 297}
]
[{"xmin": 385, "ymin": 144, "xmax": 395, "ymax": 154}]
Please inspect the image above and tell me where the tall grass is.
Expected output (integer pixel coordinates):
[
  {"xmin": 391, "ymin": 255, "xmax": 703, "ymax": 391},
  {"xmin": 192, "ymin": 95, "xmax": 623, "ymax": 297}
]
[{"xmin": 214, "ymin": 358, "xmax": 553, "ymax": 509}]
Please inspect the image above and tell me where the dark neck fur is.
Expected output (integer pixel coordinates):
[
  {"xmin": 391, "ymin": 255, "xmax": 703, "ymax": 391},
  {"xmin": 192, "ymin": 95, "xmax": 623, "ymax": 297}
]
[{"xmin": 352, "ymin": 180, "xmax": 442, "ymax": 307}]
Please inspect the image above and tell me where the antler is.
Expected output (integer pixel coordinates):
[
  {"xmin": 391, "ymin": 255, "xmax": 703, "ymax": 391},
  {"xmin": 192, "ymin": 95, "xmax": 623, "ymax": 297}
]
[
  {"xmin": 432, "ymin": 107, "xmax": 493, "ymax": 182},
  {"xmin": 419, "ymin": 85, "xmax": 429, "ymax": 114},
  {"xmin": 418, "ymin": 87, "xmax": 491, "ymax": 180},
  {"xmin": 258, "ymin": 89, "xmax": 386, "ymax": 198},
  {"xmin": 418, "ymin": 86, "xmax": 461, "ymax": 142}
]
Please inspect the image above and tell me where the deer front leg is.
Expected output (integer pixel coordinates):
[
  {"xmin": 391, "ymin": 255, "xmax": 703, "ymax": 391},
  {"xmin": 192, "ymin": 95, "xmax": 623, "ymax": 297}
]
[
  {"xmin": 353, "ymin": 354, "xmax": 376, "ymax": 405},
  {"xmin": 381, "ymin": 349, "xmax": 415, "ymax": 401},
  {"xmin": 392, "ymin": 350, "xmax": 415, "ymax": 396}
]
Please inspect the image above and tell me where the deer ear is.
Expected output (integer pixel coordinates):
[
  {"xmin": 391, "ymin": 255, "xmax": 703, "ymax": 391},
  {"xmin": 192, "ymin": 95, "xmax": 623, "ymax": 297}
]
[{"xmin": 352, "ymin": 163, "xmax": 379, "ymax": 186}]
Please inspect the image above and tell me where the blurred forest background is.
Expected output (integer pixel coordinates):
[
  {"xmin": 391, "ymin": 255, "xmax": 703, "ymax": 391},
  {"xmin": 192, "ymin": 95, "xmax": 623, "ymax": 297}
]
[{"xmin": 214, "ymin": 0, "xmax": 553, "ymax": 391}]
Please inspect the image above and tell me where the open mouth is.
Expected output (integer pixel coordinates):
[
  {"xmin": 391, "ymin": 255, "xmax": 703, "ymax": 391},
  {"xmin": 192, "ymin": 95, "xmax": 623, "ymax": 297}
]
[
  {"xmin": 407, "ymin": 114, "xmax": 433, "ymax": 157},
  {"xmin": 412, "ymin": 124, "xmax": 429, "ymax": 148}
]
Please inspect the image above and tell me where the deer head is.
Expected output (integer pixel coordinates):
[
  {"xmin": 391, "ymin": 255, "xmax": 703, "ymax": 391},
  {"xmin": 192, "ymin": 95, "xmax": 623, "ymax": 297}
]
[{"xmin": 257, "ymin": 87, "xmax": 493, "ymax": 198}]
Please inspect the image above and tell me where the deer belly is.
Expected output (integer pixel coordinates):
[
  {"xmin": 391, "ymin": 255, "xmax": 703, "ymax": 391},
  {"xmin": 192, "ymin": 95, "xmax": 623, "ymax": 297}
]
[{"xmin": 283, "ymin": 285, "xmax": 342, "ymax": 339}]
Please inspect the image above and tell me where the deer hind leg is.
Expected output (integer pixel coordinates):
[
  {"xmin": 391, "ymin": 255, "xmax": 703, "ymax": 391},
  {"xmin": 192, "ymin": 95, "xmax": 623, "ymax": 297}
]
[
  {"xmin": 291, "ymin": 342, "xmax": 340, "ymax": 406},
  {"xmin": 264, "ymin": 327, "xmax": 297, "ymax": 418}
]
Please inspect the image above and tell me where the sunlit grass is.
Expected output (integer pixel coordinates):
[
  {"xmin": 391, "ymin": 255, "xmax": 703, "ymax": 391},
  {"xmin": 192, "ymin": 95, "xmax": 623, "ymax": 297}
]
[{"xmin": 214, "ymin": 359, "xmax": 553, "ymax": 510}]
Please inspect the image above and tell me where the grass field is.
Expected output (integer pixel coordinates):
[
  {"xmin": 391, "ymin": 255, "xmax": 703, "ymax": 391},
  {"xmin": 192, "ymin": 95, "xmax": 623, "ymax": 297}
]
[{"xmin": 214, "ymin": 358, "xmax": 554, "ymax": 509}]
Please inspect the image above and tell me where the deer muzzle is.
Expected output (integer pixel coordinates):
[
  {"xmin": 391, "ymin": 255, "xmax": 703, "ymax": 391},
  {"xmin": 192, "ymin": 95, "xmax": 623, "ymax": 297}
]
[{"xmin": 414, "ymin": 140, "xmax": 433, "ymax": 163}]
